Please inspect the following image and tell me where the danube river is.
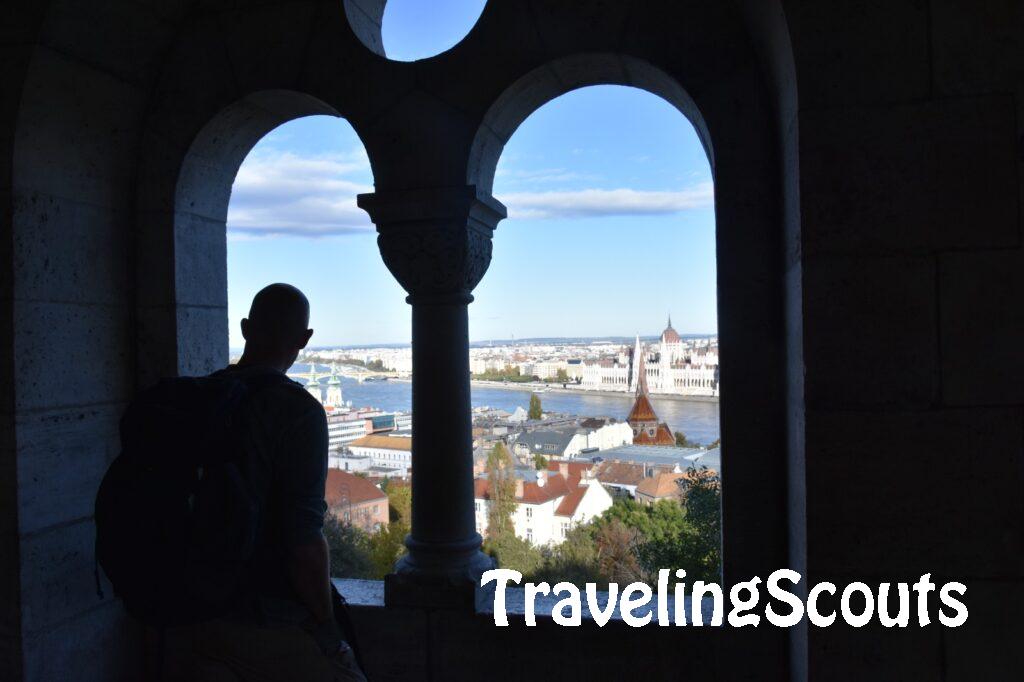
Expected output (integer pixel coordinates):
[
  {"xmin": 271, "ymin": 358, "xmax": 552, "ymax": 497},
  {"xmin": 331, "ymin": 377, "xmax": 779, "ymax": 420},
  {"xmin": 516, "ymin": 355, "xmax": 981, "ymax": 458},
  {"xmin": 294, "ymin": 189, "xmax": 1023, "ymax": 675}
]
[{"xmin": 295, "ymin": 368, "xmax": 720, "ymax": 446}]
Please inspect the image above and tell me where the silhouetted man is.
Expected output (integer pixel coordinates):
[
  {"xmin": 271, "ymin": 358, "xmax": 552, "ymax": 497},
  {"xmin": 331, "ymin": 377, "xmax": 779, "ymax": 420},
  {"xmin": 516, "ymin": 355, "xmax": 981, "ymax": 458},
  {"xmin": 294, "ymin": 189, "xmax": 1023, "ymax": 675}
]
[{"xmin": 196, "ymin": 283, "xmax": 365, "ymax": 682}]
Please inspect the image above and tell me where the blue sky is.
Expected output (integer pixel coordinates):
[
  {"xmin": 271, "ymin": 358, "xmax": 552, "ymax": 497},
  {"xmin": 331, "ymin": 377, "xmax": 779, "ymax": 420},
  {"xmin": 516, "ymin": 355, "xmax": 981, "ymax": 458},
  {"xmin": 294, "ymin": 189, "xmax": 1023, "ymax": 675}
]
[{"xmin": 226, "ymin": 2, "xmax": 716, "ymax": 348}]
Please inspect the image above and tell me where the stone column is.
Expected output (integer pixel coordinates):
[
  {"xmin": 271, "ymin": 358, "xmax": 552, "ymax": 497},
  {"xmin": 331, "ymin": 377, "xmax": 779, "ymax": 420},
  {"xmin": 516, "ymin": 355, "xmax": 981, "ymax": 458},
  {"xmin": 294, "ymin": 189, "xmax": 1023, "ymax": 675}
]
[{"xmin": 357, "ymin": 186, "xmax": 506, "ymax": 608}]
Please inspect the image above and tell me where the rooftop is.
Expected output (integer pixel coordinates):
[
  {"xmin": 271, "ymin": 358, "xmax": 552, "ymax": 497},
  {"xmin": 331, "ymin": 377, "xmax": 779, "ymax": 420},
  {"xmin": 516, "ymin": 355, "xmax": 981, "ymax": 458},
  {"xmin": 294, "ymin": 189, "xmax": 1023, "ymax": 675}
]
[
  {"xmin": 325, "ymin": 469, "xmax": 388, "ymax": 507},
  {"xmin": 597, "ymin": 445, "xmax": 721, "ymax": 471},
  {"xmin": 349, "ymin": 434, "xmax": 413, "ymax": 451}
]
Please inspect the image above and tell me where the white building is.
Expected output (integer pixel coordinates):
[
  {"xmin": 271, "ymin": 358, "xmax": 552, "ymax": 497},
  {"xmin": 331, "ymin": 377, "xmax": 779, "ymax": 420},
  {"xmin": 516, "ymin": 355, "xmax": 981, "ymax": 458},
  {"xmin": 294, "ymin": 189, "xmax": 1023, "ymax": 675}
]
[
  {"xmin": 510, "ymin": 420, "xmax": 631, "ymax": 460},
  {"xmin": 581, "ymin": 318, "xmax": 719, "ymax": 397},
  {"xmin": 474, "ymin": 468, "xmax": 613, "ymax": 546},
  {"xmin": 325, "ymin": 366, "xmax": 343, "ymax": 408},
  {"xmin": 304, "ymin": 375, "xmax": 321, "ymax": 402},
  {"xmin": 583, "ymin": 420, "xmax": 634, "ymax": 451},
  {"xmin": 326, "ymin": 415, "xmax": 371, "ymax": 450},
  {"xmin": 328, "ymin": 451, "xmax": 373, "ymax": 473},
  {"xmin": 348, "ymin": 434, "xmax": 413, "ymax": 477}
]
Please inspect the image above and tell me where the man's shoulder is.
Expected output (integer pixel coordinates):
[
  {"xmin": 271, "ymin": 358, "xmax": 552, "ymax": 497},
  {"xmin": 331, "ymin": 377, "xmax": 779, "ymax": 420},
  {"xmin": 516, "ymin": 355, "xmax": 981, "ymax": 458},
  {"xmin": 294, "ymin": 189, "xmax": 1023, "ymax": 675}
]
[{"xmin": 260, "ymin": 376, "xmax": 325, "ymax": 416}]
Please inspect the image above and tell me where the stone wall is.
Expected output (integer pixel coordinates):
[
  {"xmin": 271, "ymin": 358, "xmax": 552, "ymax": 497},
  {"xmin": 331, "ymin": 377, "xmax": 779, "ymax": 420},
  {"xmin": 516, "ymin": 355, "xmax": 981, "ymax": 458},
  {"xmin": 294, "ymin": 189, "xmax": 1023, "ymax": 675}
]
[{"xmin": 0, "ymin": 0, "xmax": 1020, "ymax": 680}]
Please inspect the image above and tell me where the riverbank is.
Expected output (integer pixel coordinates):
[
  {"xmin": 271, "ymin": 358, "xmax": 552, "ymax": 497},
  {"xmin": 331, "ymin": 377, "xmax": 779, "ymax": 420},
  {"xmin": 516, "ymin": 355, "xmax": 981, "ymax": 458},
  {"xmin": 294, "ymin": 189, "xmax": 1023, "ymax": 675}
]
[{"xmin": 389, "ymin": 377, "xmax": 719, "ymax": 404}]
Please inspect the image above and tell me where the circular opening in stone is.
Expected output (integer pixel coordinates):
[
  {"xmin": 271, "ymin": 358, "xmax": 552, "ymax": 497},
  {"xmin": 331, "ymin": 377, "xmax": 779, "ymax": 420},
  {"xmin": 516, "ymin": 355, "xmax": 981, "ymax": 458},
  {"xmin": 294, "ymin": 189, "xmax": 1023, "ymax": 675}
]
[{"xmin": 381, "ymin": 0, "xmax": 487, "ymax": 61}]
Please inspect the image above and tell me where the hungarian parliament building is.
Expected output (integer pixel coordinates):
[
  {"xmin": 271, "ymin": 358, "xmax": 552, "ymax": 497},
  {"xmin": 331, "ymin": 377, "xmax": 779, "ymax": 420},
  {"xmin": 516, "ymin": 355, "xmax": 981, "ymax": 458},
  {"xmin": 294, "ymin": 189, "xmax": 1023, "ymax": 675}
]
[{"xmin": 579, "ymin": 317, "xmax": 720, "ymax": 397}]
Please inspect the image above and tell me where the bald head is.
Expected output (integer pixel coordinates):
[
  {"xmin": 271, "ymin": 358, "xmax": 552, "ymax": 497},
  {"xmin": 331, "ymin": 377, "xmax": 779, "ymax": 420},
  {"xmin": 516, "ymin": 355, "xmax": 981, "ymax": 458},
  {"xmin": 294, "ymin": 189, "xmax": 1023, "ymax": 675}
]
[{"xmin": 238, "ymin": 283, "xmax": 314, "ymax": 371}]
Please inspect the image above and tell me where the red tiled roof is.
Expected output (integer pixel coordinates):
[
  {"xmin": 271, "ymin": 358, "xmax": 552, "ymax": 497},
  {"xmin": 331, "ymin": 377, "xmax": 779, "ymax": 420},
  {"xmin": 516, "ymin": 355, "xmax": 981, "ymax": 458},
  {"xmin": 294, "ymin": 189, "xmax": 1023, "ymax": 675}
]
[
  {"xmin": 547, "ymin": 460, "xmax": 593, "ymax": 487},
  {"xmin": 522, "ymin": 474, "xmax": 571, "ymax": 504},
  {"xmin": 637, "ymin": 472, "xmax": 688, "ymax": 499},
  {"xmin": 555, "ymin": 486, "xmax": 587, "ymax": 517},
  {"xmin": 627, "ymin": 393, "xmax": 660, "ymax": 423},
  {"xmin": 325, "ymin": 469, "xmax": 388, "ymax": 507},
  {"xmin": 475, "ymin": 473, "xmax": 573, "ymax": 505}
]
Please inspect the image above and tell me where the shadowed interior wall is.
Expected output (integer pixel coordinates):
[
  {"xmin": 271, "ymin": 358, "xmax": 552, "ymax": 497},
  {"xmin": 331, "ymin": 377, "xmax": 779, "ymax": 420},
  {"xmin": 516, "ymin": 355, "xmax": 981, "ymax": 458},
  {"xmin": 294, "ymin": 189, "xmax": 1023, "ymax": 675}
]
[{"xmin": 0, "ymin": 1, "xmax": 1020, "ymax": 681}]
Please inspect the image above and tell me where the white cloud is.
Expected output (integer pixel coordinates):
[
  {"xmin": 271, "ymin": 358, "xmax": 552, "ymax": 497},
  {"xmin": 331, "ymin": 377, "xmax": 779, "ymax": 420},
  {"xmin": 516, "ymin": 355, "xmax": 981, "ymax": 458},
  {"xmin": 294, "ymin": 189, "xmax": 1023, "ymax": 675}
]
[
  {"xmin": 495, "ymin": 167, "xmax": 599, "ymax": 184},
  {"xmin": 499, "ymin": 183, "xmax": 714, "ymax": 220},
  {"xmin": 227, "ymin": 146, "xmax": 714, "ymax": 236},
  {"xmin": 227, "ymin": 149, "xmax": 374, "ymax": 238}
]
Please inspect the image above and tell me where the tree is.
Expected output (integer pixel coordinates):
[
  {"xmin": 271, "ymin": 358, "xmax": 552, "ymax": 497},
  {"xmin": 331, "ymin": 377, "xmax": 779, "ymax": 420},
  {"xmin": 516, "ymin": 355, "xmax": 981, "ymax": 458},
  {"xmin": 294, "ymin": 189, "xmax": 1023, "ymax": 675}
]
[
  {"xmin": 383, "ymin": 480, "xmax": 412, "ymax": 525},
  {"xmin": 323, "ymin": 514, "xmax": 374, "ymax": 579},
  {"xmin": 366, "ymin": 521, "xmax": 408, "ymax": 579},
  {"xmin": 531, "ymin": 525, "xmax": 604, "ymax": 586},
  {"xmin": 532, "ymin": 453, "xmax": 549, "ymax": 471},
  {"xmin": 528, "ymin": 393, "xmax": 543, "ymax": 420},
  {"xmin": 555, "ymin": 368, "xmax": 569, "ymax": 383},
  {"xmin": 634, "ymin": 467, "xmax": 722, "ymax": 584},
  {"xmin": 679, "ymin": 467, "xmax": 722, "ymax": 582},
  {"xmin": 674, "ymin": 430, "xmax": 701, "ymax": 448},
  {"xmin": 594, "ymin": 519, "xmax": 645, "ymax": 584},
  {"xmin": 485, "ymin": 442, "xmax": 517, "ymax": 539},
  {"xmin": 483, "ymin": 532, "xmax": 544, "ymax": 576}
]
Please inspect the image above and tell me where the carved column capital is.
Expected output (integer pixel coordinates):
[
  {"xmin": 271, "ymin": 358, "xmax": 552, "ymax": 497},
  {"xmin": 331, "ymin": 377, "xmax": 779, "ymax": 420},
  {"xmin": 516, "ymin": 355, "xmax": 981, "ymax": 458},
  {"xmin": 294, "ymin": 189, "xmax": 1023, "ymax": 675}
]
[{"xmin": 357, "ymin": 186, "xmax": 507, "ymax": 304}]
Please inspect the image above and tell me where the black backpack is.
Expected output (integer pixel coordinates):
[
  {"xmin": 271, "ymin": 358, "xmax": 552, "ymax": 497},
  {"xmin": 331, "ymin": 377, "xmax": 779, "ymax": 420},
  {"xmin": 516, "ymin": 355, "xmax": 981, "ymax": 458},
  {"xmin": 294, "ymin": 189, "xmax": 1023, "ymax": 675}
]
[{"xmin": 95, "ymin": 372, "xmax": 284, "ymax": 626}]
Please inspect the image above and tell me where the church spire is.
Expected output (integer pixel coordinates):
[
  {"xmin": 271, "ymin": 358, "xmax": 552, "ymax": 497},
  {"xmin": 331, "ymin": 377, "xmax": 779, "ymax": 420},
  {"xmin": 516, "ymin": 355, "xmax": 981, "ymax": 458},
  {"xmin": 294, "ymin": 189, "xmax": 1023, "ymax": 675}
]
[{"xmin": 635, "ymin": 340, "xmax": 649, "ymax": 396}]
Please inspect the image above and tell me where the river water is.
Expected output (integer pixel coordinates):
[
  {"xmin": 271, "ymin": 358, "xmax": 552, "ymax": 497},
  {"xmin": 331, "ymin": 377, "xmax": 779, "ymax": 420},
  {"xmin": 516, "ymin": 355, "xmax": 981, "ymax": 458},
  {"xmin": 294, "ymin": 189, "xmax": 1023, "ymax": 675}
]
[{"xmin": 294, "ymin": 366, "xmax": 720, "ymax": 446}]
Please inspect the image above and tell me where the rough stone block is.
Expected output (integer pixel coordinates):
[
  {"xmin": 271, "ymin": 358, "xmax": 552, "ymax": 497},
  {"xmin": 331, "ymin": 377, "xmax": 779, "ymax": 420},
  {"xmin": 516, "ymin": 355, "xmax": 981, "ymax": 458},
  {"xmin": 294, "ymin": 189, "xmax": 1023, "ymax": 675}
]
[
  {"xmin": 14, "ymin": 47, "xmax": 144, "ymax": 209},
  {"xmin": 221, "ymin": 1, "xmax": 319, "ymax": 92},
  {"xmin": 19, "ymin": 518, "xmax": 115, "ymax": 634},
  {"xmin": 15, "ymin": 403, "xmax": 121, "ymax": 535},
  {"xmin": 134, "ymin": 210, "xmax": 178, "ymax": 309},
  {"xmin": 176, "ymin": 305, "xmax": 229, "ymax": 377},
  {"xmin": 787, "ymin": 0, "xmax": 930, "ymax": 109},
  {"xmin": 38, "ymin": 0, "xmax": 176, "ymax": 86},
  {"xmin": 931, "ymin": 0, "xmax": 1024, "ymax": 100},
  {"xmin": 805, "ymin": 408, "xmax": 1024, "ymax": 578},
  {"xmin": 12, "ymin": 192, "xmax": 129, "ymax": 306},
  {"xmin": 945, "ymin": 580, "xmax": 1024, "ymax": 680},
  {"xmin": 808, "ymin": 613, "xmax": 943, "ymax": 681},
  {"xmin": 135, "ymin": 304, "xmax": 189, "ymax": 388},
  {"xmin": 13, "ymin": 301, "xmax": 131, "ymax": 411},
  {"xmin": 342, "ymin": 0, "xmax": 385, "ymax": 57},
  {"xmin": 174, "ymin": 212, "xmax": 228, "ymax": 309},
  {"xmin": 801, "ymin": 97, "xmax": 1019, "ymax": 255},
  {"xmin": 22, "ymin": 599, "xmax": 140, "ymax": 682},
  {"xmin": 803, "ymin": 255, "xmax": 937, "ymax": 409},
  {"xmin": 939, "ymin": 249, "xmax": 1024, "ymax": 405},
  {"xmin": 144, "ymin": 18, "xmax": 238, "ymax": 151},
  {"xmin": 349, "ymin": 604, "xmax": 428, "ymax": 682}
]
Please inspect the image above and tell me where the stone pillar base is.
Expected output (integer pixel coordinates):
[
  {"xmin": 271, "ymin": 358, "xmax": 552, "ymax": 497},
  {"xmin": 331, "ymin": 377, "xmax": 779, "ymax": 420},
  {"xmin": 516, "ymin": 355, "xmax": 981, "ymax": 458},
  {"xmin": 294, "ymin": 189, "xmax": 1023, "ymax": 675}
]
[{"xmin": 384, "ymin": 551, "xmax": 495, "ymax": 610}]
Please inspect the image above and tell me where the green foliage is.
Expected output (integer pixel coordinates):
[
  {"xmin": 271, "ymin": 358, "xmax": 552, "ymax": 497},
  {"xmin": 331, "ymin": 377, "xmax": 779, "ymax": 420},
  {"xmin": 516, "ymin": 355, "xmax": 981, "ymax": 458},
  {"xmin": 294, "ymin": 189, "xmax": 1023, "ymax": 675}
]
[
  {"xmin": 531, "ymin": 525, "xmax": 605, "ymax": 585},
  {"xmin": 556, "ymin": 368, "xmax": 569, "ymax": 382},
  {"xmin": 528, "ymin": 393, "xmax": 543, "ymax": 420},
  {"xmin": 366, "ymin": 359, "xmax": 386, "ymax": 371},
  {"xmin": 483, "ymin": 532, "xmax": 544, "ymax": 576},
  {"xmin": 674, "ymin": 430, "xmax": 701, "ymax": 448},
  {"xmin": 324, "ymin": 513, "xmax": 410, "ymax": 580},
  {"xmin": 323, "ymin": 514, "xmax": 374, "ymax": 579},
  {"xmin": 634, "ymin": 467, "xmax": 722, "ymax": 583},
  {"xmin": 599, "ymin": 497, "xmax": 688, "ymax": 544},
  {"xmin": 594, "ymin": 519, "xmax": 646, "ymax": 584},
  {"xmin": 472, "ymin": 366, "xmax": 534, "ymax": 382},
  {"xmin": 485, "ymin": 442, "xmax": 517, "ymax": 539},
  {"xmin": 383, "ymin": 482, "xmax": 412, "ymax": 525},
  {"xmin": 366, "ymin": 522, "xmax": 408, "ymax": 579},
  {"xmin": 532, "ymin": 453, "xmax": 549, "ymax": 470}
]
